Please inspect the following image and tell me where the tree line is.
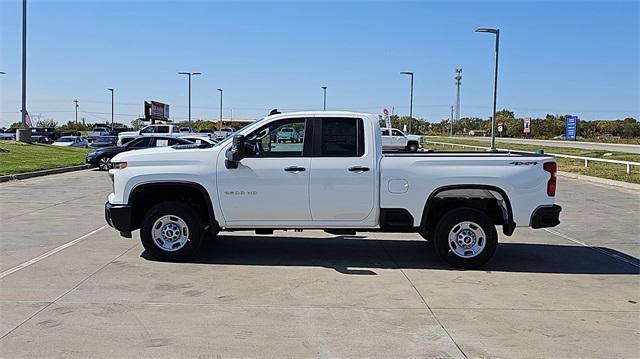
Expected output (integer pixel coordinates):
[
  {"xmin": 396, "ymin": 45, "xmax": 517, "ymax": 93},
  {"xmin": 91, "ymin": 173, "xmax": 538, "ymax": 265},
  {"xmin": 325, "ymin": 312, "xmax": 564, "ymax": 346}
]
[{"xmin": 387, "ymin": 110, "xmax": 639, "ymax": 139}]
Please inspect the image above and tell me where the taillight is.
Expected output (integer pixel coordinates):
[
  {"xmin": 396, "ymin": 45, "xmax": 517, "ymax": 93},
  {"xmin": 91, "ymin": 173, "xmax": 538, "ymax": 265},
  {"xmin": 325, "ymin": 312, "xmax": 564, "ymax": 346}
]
[{"xmin": 544, "ymin": 162, "xmax": 557, "ymax": 196}]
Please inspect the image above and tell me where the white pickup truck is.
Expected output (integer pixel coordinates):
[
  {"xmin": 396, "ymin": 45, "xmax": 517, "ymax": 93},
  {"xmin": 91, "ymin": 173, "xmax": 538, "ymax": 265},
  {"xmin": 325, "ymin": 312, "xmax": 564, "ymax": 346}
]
[
  {"xmin": 381, "ymin": 128, "xmax": 422, "ymax": 152},
  {"xmin": 118, "ymin": 124, "xmax": 210, "ymax": 145},
  {"xmin": 105, "ymin": 111, "xmax": 561, "ymax": 268}
]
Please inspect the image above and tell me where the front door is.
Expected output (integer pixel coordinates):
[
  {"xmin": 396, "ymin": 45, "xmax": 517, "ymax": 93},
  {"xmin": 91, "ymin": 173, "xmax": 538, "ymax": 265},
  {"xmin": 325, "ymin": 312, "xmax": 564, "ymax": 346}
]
[{"xmin": 217, "ymin": 117, "xmax": 312, "ymax": 223}]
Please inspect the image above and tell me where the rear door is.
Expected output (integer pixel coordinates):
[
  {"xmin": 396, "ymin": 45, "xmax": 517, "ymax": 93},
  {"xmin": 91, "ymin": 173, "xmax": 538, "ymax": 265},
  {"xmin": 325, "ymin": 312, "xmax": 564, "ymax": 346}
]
[{"xmin": 309, "ymin": 117, "xmax": 375, "ymax": 223}]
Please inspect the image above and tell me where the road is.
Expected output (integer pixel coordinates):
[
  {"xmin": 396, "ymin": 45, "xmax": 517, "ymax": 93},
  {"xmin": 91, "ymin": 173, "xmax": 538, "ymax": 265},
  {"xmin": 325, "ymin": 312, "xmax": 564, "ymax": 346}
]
[
  {"xmin": 1, "ymin": 170, "xmax": 639, "ymax": 358},
  {"xmin": 446, "ymin": 136, "xmax": 640, "ymax": 153}
]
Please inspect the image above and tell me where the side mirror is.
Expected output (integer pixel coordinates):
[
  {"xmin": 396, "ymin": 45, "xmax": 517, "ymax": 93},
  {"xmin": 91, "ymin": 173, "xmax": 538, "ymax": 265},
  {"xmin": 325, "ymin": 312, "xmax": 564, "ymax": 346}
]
[{"xmin": 225, "ymin": 135, "xmax": 245, "ymax": 169}]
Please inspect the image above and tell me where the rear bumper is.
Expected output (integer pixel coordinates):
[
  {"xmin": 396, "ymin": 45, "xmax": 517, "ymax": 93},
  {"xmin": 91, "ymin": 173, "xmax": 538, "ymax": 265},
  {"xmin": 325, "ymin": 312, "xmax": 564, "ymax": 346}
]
[
  {"xmin": 105, "ymin": 202, "xmax": 133, "ymax": 238},
  {"xmin": 531, "ymin": 205, "xmax": 562, "ymax": 229}
]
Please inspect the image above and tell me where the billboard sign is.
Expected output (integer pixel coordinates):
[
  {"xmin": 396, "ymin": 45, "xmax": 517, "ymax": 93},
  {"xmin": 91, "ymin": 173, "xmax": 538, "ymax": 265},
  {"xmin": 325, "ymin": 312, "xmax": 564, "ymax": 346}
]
[
  {"xmin": 523, "ymin": 117, "xmax": 531, "ymax": 134},
  {"xmin": 565, "ymin": 115, "xmax": 578, "ymax": 141},
  {"xmin": 145, "ymin": 101, "xmax": 170, "ymax": 121}
]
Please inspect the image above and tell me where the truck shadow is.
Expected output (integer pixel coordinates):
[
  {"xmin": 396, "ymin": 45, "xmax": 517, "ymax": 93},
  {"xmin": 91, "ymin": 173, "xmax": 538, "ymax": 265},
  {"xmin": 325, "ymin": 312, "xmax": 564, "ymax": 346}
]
[{"xmin": 143, "ymin": 235, "xmax": 640, "ymax": 275}]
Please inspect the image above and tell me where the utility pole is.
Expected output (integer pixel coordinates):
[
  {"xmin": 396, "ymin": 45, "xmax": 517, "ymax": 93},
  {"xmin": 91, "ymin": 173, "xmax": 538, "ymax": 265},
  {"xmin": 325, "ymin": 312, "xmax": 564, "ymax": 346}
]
[
  {"xmin": 450, "ymin": 105, "xmax": 454, "ymax": 136},
  {"xmin": 321, "ymin": 86, "xmax": 327, "ymax": 110},
  {"xmin": 217, "ymin": 88, "xmax": 223, "ymax": 121},
  {"xmin": 74, "ymin": 99, "xmax": 79, "ymax": 125},
  {"xmin": 455, "ymin": 68, "xmax": 462, "ymax": 122}
]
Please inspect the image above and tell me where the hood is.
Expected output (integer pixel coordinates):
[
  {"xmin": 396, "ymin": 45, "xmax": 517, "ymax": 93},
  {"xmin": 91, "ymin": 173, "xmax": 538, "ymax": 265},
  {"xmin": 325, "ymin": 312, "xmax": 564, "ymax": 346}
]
[
  {"xmin": 118, "ymin": 131, "xmax": 139, "ymax": 137},
  {"xmin": 406, "ymin": 134, "xmax": 422, "ymax": 141},
  {"xmin": 111, "ymin": 145, "xmax": 215, "ymax": 167},
  {"xmin": 52, "ymin": 142, "xmax": 73, "ymax": 146}
]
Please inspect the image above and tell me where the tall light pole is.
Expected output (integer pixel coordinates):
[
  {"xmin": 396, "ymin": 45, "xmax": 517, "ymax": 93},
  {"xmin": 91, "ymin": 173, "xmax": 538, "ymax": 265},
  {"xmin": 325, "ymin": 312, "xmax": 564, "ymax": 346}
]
[
  {"xmin": 400, "ymin": 71, "xmax": 413, "ymax": 133},
  {"xmin": 178, "ymin": 71, "xmax": 201, "ymax": 132},
  {"xmin": 455, "ymin": 68, "xmax": 462, "ymax": 123},
  {"xmin": 74, "ymin": 99, "xmax": 79, "ymax": 125},
  {"xmin": 476, "ymin": 27, "xmax": 500, "ymax": 151},
  {"xmin": 321, "ymin": 86, "xmax": 327, "ymax": 110},
  {"xmin": 217, "ymin": 88, "xmax": 223, "ymax": 121},
  {"xmin": 107, "ymin": 88, "xmax": 114, "ymax": 130},
  {"xmin": 17, "ymin": 0, "xmax": 29, "ymax": 142}
]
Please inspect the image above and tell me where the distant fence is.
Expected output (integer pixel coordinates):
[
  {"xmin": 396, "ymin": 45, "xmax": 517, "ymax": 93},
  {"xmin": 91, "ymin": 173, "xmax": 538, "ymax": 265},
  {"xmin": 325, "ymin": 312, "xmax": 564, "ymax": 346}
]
[{"xmin": 422, "ymin": 140, "xmax": 640, "ymax": 175}]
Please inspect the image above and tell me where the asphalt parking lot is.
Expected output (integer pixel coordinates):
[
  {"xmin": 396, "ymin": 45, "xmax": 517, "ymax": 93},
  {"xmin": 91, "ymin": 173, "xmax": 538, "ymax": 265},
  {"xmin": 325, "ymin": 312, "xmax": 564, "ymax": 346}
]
[{"xmin": 1, "ymin": 170, "xmax": 639, "ymax": 358}]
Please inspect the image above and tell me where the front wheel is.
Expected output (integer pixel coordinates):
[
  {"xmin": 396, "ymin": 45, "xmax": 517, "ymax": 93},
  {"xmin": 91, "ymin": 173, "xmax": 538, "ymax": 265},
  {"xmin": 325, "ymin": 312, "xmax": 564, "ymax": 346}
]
[
  {"xmin": 406, "ymin": 142, "xmax": 419, "ymax": 152},
  {"xmin": 140, "ymin": 201, "xmax": 204, "ymax": 261},
  {"xmin": 433, "ymin": 208, "xmax": 497, "ymax": 269}
]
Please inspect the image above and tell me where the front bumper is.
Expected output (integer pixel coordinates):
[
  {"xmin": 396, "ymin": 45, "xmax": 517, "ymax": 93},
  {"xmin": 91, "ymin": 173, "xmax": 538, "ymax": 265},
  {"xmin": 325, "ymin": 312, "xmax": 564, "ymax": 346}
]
[
  {"xmin": 105, "ymin": 202, "xmax": 133, "ymax": 238},
  {"xmin": 531, "ymin": 204, "xmax": 562, "ymax": 229}
]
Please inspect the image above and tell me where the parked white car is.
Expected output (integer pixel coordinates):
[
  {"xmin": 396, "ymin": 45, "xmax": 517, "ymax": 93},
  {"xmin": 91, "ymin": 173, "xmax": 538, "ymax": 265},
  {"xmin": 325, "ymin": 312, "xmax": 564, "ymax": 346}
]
[
  {"xmin": 381, "ymin": 128, "xmax": 421, "ymax": 152},
  {"xmin": 118, "ymin": 124, "xmax": 210, "ymax": 146},
  {"xmin": 52, "ymin": 136, "xmax": 88, "ymax": 147},
  {"xmin": 106, "ymin": 111, "xmax": 561, "ymax": 269}
]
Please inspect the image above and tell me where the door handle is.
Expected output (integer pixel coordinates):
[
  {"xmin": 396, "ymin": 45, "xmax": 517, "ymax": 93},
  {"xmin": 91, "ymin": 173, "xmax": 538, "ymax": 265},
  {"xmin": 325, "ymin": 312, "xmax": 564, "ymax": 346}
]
[
  {"xmin": 284, "ymin": 166, "xmax": 306, "ymax": 173},
  {"xmin": 348, "ymin": 166, "xmax": 370, "ymax": 173}
]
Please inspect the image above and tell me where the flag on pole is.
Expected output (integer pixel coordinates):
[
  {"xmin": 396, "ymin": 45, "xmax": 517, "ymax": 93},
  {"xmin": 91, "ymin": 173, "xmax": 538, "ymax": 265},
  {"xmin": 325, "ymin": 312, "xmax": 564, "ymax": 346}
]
[{"xmin": 24, "ymin": 110, "xmax": 33, "ymax": 128}]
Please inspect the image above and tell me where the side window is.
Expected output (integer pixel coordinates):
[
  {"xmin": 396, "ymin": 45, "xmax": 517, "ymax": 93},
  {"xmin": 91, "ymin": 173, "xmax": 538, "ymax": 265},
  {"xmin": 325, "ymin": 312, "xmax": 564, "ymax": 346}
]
[
  {"xmin": 168, "ymin": 138, "xmax": 184, "ymax": 145},
  {"xmin": 156, "ymin": 126, "xmax": 170, "ymax": 134},
  {"xmin": 245, "ymin": 118, "xmax": 306, "ymax": 158},
  {"xmin": 320, "ymin": 118, "xmax": 364, "ymax": 157},
  {"xmin": 129, "ymin": 137, "xmax": 152, "ymax": 148},
  {"xmin": 381, "ymin": 129, "xmax": 389, "ymax": 136},
  {"xmin": 392, "ymin": 129, "xmax": 403, "ymax": 136},
  {"xmin": 140, "ymin": 126, "xmax": 155, "ymax": 134},
  {"xmin": 172, "ymin": 125, "xmax": 180, "ymax": 133}
]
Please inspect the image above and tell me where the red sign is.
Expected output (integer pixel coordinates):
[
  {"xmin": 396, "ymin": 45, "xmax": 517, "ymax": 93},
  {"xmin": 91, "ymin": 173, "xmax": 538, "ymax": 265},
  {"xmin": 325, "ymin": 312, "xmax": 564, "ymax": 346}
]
[{"xmin": 524, "ymin": 117, "xmax": 531, "ymax": 134}]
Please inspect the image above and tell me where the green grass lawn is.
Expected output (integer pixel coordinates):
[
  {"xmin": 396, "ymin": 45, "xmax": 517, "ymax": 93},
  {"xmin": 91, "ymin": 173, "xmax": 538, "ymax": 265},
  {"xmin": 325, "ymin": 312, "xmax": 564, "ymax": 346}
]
[
  {"xmin": 0, "ymin": 141, "xmax": 90, "ymax": 176},
  {"xmin": 424, "ymin": 136, "xmax": 640, "ymax": 184}
]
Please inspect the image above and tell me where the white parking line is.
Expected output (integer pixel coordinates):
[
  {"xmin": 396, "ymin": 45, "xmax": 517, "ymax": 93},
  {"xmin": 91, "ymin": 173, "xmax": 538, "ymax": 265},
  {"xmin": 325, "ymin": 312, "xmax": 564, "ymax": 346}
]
[
  {"xmin": 0, "ymin": 225, "xmax": 108, "ymax": 279},
  {"xmin": 544, "ymin": 228, "xmax": 640, "ymax": 268}
]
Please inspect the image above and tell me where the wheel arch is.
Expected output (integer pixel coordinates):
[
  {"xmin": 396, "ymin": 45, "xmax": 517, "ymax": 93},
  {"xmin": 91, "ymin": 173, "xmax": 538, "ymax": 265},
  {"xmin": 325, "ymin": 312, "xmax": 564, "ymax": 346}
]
[
  {"xmin": 420, "ymin": 184, "xmax": 515, "ymax": 236},
  {"xmin": 128, "ymin": 181, "xmax": 218, "ymax": 234}
]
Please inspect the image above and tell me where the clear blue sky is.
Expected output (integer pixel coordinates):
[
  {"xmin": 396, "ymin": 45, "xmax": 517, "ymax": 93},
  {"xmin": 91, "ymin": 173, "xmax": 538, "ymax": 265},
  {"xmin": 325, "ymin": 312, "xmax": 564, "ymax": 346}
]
[{"xmin": 1, "ymin": 1, "xmax": 638, "ymax": 127}]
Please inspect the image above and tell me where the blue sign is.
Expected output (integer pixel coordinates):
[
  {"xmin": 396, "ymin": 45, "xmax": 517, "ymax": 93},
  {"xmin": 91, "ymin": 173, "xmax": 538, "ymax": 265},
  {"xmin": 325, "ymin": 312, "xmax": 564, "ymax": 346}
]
[{"xmin": 565, "ymin": 116, "xmax": 578, "ymax": 141}]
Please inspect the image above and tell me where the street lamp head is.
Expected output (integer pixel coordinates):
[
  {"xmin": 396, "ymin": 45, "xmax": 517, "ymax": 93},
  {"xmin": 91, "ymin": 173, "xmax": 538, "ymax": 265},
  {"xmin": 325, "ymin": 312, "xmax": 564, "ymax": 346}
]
[
  {"xmin": 400, "ymin": 71, "xmax": 413, "ymax": 76},
  {"xmin": 475, "ymin": 28, "xmax": 498, "ymax": 34},
  {"xmin": 321, "ymin": 86, "xmax": 327, "ymax": 90},
  {"xmin": 193, "ymin": 72, "xmax": 202, "ymax": 76},
  {"xmin": 217, "ymin": 88, "xmax": 223, "ymax": 92},
  {"xmin": 107, "ymin": 88, "xmax": 114, "ymax": 92}
]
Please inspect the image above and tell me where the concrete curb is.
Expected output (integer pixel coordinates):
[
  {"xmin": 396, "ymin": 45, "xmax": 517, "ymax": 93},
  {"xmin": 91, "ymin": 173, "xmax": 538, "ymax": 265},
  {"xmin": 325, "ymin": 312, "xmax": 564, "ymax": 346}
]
[
  {"xmin": 558, "ymin": 171, "xmax": 640, "ymax": 191},
  {"xmin": 0, "ymin": 165, "xmax": 90, "ymax": 183}
]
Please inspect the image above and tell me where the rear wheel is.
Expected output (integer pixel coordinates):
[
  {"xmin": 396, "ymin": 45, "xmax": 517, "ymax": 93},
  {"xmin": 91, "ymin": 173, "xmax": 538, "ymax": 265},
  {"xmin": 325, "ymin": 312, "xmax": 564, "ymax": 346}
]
[
  {"xmin": 433, "ymin": 208, "xmax": 497, "ymax": 269},
  {"xmin": 97, "ymin": 156, "xmax": 112, "ymax": 171},
  {"xmin": 140, "ymin": 201, "xmax": 204, "ymax": 261}
]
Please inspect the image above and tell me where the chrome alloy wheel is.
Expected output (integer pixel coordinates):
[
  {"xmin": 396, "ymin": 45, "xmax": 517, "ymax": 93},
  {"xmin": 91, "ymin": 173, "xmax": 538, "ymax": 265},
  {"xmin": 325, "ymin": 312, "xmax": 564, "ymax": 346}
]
[
  {"xmin": 448, "ymin": 221, "xmax": 486, "ymax": 258},
  {"xmin": 98, "ymin": 157, "xmax": 112, "ymax": 170},
  {"xmin": 151, "ymin": 215, "xmax": 190, "ymax": 252}
]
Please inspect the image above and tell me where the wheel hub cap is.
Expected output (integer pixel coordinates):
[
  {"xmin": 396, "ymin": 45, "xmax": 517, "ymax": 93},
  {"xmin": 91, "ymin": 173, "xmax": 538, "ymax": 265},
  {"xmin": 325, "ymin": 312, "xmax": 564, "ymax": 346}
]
[
  {"xmin": 151, "ymin": 215, "xmax": 189, "ymax": 252},
  {"xmin": 448, "ymin": 221, "xmax": 486, "ymax": 258}
]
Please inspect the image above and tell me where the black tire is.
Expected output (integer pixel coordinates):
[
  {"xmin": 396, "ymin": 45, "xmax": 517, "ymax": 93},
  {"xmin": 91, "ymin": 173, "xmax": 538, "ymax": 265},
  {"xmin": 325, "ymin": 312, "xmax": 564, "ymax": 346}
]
[
  {"xmin": 433, "ymin": 207, "xmax": 497, "ymax": 269},
  {"xmin": 97, "ymin": 156, "xmax": 112, "ymax": 171},
  {"xmin": 140, "ymin": 201, "xmax": 204, "ymax": 262},
  {"xmin": 406, "ymin": 142, "xmax": 419, "ymax": 152}
]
